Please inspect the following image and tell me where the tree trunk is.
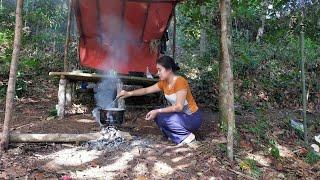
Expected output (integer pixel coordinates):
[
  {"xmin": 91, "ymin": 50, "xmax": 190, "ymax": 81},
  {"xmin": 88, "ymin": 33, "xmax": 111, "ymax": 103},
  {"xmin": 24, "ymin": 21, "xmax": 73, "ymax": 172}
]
[
  {"xmin": 173, "ymin": 7, "xmax": 177, "ymax": 60},
  {"xmin": 300, "ymin": 0, "xmax": 308, "ymax": 145},
  {"xmin": 57, "ymin": 0, "xmax": 73, "ymax": 119},
  {"xmin": 317, "ymin": 1, "xmax": 320, "ymax": 31},
  {"xmin": 24, "ymin": 0, "xmax": 29, "ymax": 26},
  {"xmin": 256, "ymin": 0, "xmax": 268, "ymax": 42},
  {"xmin": 200, "ymin": 5, "xmax": 207, "ymax": 56},
  {"xmin": 219, "ymin": 0, "xmax": 235, "ymax": 161},
  {"xmin": 0, "ymin": 0, "xmax": 24, "ymax": 151},
  {"xmin": 64, "ymin": 0, "xmax": 73, "ymax": 72}
]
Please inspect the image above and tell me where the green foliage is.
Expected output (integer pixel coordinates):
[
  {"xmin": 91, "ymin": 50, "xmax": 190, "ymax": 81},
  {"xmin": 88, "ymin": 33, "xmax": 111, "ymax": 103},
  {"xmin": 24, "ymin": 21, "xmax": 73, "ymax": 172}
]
[
  {"xmin": 49, "ymin": 106, "xmax": 58, "ymax": 117},
  {"xmin": 305, "ymin": 150, "xmax": 320, "ymax": 165},
  {"xmin": 0, "ymin": 30, "xmax": 14, "ymax": 74},
  {"xmin": 0, "ymin": 0, "xmax": 75, "ymax": 99},
  {"xmin": 270, "ymin": 146, "xmax": 280, "ymax": 160},
  {"xmin": 0, "ymin": 83, "xmax": 6, "ymax": 100},
  {"xmin": 0, "ymin": 72, "xmax": 28, "ymax": 100},
  {"xmin": 218, "ymin": 143, "xmax": 227, "ymax": 153},
  {"xmin": 239, "ymin": 158, "xmax": 261, "ymax": 178},
  {"xmin": 269, "ymin": 139, "xmax": 281, "ymax": 160},
  {"xmin": 176, "ymin": 0, "xmax": 320, "ymax": 111},
  {"xmin": 243, "ymin": 113, "xmax": 269, "ymax": 141},
  {"xmin": 15, "ymin": 72, "xmax": 28, "ymax": 98}
]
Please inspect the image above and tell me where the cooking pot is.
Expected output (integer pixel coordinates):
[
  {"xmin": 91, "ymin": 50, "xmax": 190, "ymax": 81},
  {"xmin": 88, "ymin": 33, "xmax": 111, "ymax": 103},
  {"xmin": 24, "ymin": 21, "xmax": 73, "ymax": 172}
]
[{"xmin": 99, "ymin": 108, "xmax": 125, "ymax": 127}]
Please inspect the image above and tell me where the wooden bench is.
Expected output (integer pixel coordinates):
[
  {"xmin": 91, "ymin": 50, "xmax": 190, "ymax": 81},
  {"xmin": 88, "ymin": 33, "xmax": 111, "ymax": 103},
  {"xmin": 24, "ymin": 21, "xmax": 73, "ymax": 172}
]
[{"xmin": 49, "ymin": 71, "xmax": 158, "ymax": 118}]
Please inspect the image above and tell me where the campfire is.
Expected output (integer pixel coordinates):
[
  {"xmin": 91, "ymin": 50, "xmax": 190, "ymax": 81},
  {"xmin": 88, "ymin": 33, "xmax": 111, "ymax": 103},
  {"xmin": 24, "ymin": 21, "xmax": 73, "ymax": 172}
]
[{"xmin": 84, "ymin": 127, "xmax": 126, "ymax": 151}]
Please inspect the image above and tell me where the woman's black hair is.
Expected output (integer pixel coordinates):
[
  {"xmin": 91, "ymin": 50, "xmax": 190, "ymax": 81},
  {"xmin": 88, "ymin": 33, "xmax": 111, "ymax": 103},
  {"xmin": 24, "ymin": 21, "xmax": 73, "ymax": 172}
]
[{"xmin": 156, "ymin": 55, "xmax": 180, "ymax": 72}]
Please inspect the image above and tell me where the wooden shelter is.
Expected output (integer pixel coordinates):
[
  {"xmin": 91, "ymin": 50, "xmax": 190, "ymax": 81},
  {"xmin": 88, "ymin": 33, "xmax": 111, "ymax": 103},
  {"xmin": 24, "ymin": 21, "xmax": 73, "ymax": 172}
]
[{"xmin": 1, "ymin": 0, "xmax": 185, "ymax": 148}]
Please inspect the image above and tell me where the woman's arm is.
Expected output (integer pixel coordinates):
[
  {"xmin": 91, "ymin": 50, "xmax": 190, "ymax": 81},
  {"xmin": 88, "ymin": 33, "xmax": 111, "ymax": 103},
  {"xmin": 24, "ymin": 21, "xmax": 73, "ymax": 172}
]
[
  {"xmin": 158, "ymin": 89, "xmax": 187, "ymax": 113},
  {"xmin": 145, "ymin": 89, "xmax": 187, "ymax": 120},
  {"xmin": 117, "ymin": 83, "xmax": 162, "ymax": 98}
]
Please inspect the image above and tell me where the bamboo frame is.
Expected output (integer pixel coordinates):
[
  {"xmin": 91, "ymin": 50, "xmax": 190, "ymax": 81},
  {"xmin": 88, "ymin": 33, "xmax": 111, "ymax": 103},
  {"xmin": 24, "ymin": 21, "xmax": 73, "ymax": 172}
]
[{"xmin": 49, "ymin": 72, "xmax": 158, "ymax": 86}]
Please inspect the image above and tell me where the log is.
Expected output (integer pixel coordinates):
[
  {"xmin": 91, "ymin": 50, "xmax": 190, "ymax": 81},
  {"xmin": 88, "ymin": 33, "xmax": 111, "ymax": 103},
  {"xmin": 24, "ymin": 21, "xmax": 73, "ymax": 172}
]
[{"xmin": 0, "ymin": 132, "xmax": 132, "ymax": 143}]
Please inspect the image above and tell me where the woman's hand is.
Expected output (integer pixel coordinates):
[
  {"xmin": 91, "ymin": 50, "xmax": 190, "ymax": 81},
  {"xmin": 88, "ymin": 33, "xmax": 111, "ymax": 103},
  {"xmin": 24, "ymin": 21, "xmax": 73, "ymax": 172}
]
[
  {"xmin": 117, "ymin": 90, "xmax": 132, "ymax": 99},
  {"xmin": 145, "ymin": 110, "xmax": 158, "ymax": 121}
]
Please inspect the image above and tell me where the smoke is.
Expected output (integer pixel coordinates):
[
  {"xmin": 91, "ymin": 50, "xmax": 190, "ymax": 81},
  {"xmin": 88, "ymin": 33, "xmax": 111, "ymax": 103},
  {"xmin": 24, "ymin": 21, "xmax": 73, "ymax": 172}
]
[
  {"xmin": 100, "ymin": 15, "xmax": 135, "ymax": 70},
  {"xmin": 94, "ymin": 71, "xmax": 118, "ymax": 109},
  {"xmin": 93, "ymin": 70, "xmax": 119, "ymax": 126},
  {"xmin": 93, "ymin": 13, "xmax": 135, "ymax": 126}
]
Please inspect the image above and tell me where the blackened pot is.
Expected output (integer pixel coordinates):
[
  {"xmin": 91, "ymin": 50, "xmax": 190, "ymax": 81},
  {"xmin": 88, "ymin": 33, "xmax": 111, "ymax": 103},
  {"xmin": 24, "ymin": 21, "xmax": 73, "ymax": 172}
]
[{"xmin": 99, "ymin": 108, "xmax": 125, "ymax": 127}]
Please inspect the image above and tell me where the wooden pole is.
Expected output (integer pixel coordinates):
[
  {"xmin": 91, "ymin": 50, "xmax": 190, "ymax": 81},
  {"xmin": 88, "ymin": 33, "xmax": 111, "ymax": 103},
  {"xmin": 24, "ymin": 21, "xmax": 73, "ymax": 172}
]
[
  {"xmin": 57, "ymin": 0, "xmax": 73, "ymax": 118},
  {"xmin": 57, "ymin": 76, "xmax": 67, "ymax": 119},
  {"xmin": 219, "ymin": 0, "xmax": 235, "ymax": 161},
  {"xmin": 64, "ymin": 0, "xmax": 72, "ymax": 72},
  {"xmin": 0, "ymin": 0, "xmax": 24, "ymax": 151},
  {"xmin": 300, "ymin": 0, "xmax": 308, "ymax": 145},
  {"xmin": 173, "ymin": 6, "xmax": 176, "ymax": 60}
]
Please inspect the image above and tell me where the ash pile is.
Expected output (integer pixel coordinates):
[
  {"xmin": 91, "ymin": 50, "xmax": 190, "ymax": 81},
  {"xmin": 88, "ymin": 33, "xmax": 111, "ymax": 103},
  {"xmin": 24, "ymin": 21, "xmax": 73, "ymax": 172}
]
[{"xmin": 84, "ymin": 127, "xmax": 126, "ymax": 151}]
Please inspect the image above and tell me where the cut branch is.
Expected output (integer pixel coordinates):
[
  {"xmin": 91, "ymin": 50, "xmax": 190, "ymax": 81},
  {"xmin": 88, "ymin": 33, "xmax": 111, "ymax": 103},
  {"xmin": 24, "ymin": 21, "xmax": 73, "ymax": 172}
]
[{"xmin": 0, "ymin": 0, "xmax": 24, "ymax": 151}]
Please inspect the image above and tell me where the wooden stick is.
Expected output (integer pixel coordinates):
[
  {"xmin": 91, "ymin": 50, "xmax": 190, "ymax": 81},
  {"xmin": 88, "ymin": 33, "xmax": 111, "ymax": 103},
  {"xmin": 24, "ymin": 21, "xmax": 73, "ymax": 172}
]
[
  {"xmin": 173, "ymin": 5, "xmax": 176, "ymax": 59},
  {"xmin": 0, "ymin": 132, "xmax": 132, "ymax": 143},
  {"xmin": 63, "ymin": 0, "xmax": 72, "ymax": 72},
  {"xmin": 1, "ymin": 0, "xmax": 24, "ymax": 151}
]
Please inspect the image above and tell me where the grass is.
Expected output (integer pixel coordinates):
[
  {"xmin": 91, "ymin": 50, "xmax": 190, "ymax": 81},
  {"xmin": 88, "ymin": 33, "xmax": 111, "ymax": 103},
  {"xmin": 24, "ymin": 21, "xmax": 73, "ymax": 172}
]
[
  {"xmin": 243, "ymin": 113, "xmax": 269, "ymax": 142},
  {"xmin": 305, "ymin": 150, "xmax": 320, "ymax": 165},
  {"xmin": 269, "ymin": 139, "xmax": 281, "ymax": 160}
]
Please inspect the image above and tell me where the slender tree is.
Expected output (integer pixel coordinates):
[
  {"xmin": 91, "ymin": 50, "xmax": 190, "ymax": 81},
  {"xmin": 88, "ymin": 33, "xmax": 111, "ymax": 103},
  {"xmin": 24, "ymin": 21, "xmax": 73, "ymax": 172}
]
[
  {"xmin": 64, "ymin": 0, "xmax": 72, "ymax": 72},
  {"xmin": 219, "ymin": 0, "xmax": 235, "ymax": 161},
  {"xmin": 0, "ymin": 0, "xmax": 24, "ymax": 151},
  {"xmin": 300, "ymin": 0, "xmax": 308, "ymax": 145},
  {"xmin": 57, "ymin": 0, "xmax": 73, "ymax": 118},
  {"xmin": 256, "ymin": 0, "xmax": 268, "ymax": 42},
  {"xmin": 200, "ymin": 4, "xmax": 207, "ymax": 56}
]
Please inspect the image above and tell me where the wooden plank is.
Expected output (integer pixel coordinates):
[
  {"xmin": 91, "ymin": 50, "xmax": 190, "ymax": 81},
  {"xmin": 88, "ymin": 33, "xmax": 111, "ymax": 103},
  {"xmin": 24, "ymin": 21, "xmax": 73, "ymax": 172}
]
[{"xmin": 49, "ymin": 72, "xmax": 158, "ymax": 86}]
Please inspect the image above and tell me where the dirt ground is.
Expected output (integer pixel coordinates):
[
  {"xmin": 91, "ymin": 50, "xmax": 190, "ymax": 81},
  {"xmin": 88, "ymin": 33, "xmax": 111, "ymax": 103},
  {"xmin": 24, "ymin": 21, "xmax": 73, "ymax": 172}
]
[{"xmin": 0, "ymin": 78, "xmax": 320, "ymax": 179}]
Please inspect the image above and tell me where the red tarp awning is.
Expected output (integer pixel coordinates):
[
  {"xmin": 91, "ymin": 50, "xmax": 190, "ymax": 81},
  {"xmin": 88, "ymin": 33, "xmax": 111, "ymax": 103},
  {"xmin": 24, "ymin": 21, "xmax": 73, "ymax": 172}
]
[{"xmin": 74, "ymin": 0, "xmax": 180, "ymax": 74}]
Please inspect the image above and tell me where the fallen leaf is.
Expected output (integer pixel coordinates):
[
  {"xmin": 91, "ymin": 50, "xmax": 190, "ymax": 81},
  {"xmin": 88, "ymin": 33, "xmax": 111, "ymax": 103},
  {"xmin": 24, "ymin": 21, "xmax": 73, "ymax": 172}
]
[
  {"xmin": 135, "ymin": 175, "xmax": 148, "ymax": 180},
  {"xmin": 239, "ymin": 140, "xmax": 253, "ymax": 150},
  {"xmin": 275, "ymin": 162, "xmax": 284, "ymax": 171}
]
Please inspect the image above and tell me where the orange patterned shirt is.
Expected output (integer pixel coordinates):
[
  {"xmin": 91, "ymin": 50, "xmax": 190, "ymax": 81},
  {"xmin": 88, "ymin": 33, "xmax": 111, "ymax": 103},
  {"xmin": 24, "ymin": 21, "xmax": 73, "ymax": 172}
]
[{"xmin": 157, "ymin": 76, "xmax": 198, "ymax": 114}]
